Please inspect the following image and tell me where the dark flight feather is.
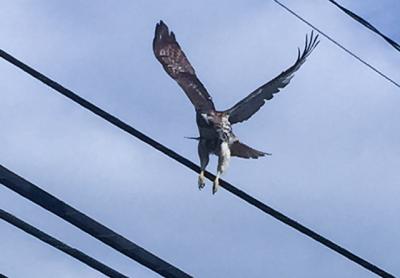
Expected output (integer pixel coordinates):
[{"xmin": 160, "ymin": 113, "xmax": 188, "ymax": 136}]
[
  {"xmin": 153, "ymin": 21, "xmax": 215, "ymax": 113},
  {"xmin": 224, "ymin": 31, "xmax": 320, "ymax": 124}
]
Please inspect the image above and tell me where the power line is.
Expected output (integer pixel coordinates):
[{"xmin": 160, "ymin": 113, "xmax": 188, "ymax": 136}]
[
  {"xmin": 0, "ymin": 49, "xmax": 394, "ymax": 278},
  {"xmin": 327, "ymin": 0, "xmax": 400, "ymax": 52},
  {"xmin": 271, "ymin": 0, "xmax": 400, "ymax": 89},
  {"xmin": 0, "ymin": 209, "xmax": 128, "ymax": 278},
  {"xmin": 0, "ymin": 165, "xmax": 192, "ymax": 278}
]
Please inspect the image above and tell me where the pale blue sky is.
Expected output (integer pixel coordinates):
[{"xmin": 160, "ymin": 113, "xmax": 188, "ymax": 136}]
[{"xmin": 1, "ymin": 1, "xmax": 399, "ymax": 277}]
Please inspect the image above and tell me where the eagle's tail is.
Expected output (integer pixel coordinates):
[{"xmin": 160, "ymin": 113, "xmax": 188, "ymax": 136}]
[{"xmin": 230, "ymin": 141, "xmax": 271, "ymax": 159}]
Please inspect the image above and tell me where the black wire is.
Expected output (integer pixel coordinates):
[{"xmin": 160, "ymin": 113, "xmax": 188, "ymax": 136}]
[
  {"xmin": 0, "ymin": 209, "xmax": 129, "ymax": 278},
  {"xmin": 0, "ymin": 165, "xmax": 192, "ymax": 278},
  {"xmin": 271, "ymin": 0, "xmax": 400, "ymax": 89},
  {"xmin": 0, "ymin": 49, "xmax": 394, "ymax": 278},
  {"xmin": 328, "ymin": 0, "xmax": 400, "ymax": 52}
]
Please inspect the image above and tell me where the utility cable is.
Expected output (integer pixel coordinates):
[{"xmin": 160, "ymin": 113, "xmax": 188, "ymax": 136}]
[
  {"xmin": 0, "ymin": 209, "xmax": 129, "ymax": 278},
  {"xmin": 0, "ymin": 49, "xmax": 394, "ymax": 278},
  {"xmin": 327, "ymin": 0, "xmax": 400, "ymax": 52},
  {"xmin": 0, "ymin": 165, "xmax": 192, "ymax": 278},
  {"xmin": 271, "ymin": 0, "xmax": 400, "ymax": 89}
]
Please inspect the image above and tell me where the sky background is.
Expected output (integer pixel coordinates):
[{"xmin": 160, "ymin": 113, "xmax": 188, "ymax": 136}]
[{"xmin": 1, "ymin": 0, "xmax": 399, "ymax": 277}]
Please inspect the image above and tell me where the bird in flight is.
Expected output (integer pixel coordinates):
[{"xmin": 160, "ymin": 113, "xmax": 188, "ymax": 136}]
[{"xmin": 153, "ymin": 21, "xmax": 319, "ymax": 194}]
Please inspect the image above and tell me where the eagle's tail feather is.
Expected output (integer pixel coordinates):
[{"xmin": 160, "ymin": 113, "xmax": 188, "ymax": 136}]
[{"xmin": 230, "ymin": 141, "xmax": 271, "ymax": 159}]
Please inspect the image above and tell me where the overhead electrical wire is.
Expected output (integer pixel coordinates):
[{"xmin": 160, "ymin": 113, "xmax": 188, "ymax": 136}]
[
  {"xmin": 0, "ymin": 165, "xmax": 192, "ymax": 278},
  {"xmin": 0, "ymin": 49, "xmax": 394, "ymax": 278},
  {"xmin": 0, "ymin": 209, "xmax": 129, "ymax": 278},
  {"xmin": 327, "ymin": 0, "xmax": 400, "ymax": 52},
  {"xmin": 271, "ymin": 0, "xmax": 400, "ymax": 89}
]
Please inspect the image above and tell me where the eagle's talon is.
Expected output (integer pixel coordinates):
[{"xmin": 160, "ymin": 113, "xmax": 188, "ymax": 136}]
[
  {"xmin": 198, "ymin": 172, "xmax": 205, "ymax": 190},
  {"xmin": 198, "ymin": 180, "xmax": 205, "ymax": 190}
]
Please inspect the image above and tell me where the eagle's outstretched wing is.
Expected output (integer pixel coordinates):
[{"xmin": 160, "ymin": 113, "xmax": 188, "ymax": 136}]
[
  {"xmin": 224, "ymin": 31, "xmax": 319, "ymax": 124},
  {"xmin": 153, "ymin": 21, "xmax": 215, "ymax": 113}
]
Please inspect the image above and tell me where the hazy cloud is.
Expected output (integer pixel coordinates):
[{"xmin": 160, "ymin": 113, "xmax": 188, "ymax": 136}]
[{"xmin": 1, "ymin": 1, "xmax": 399, "ymax": 277}]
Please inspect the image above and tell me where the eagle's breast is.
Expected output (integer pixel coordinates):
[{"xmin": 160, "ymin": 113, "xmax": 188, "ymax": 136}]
[{"xmin": 196, "ymin": 112, "xmax": 236, "ymax": 146}]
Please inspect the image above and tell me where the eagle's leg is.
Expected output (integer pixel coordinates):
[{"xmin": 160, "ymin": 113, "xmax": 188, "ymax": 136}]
[
  {"xmin": 213, "ymin": 141, "xmax": 231, "ymax": 194},
  {"xmin": 198, "ymin": 140, "xmax": 209, "ymax": 190},
  {"xmin": 212, "ymin": 172, "xmax": 220, "ymax": 195}
]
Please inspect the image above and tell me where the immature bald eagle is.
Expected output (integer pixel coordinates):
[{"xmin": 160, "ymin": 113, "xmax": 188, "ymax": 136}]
[{"xmin": 153, "ymin": 21, "xmax": 319, "ymax": 194}]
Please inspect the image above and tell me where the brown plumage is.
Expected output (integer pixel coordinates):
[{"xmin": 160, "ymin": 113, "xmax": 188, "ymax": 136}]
[
  {"xmin": 153, "ymin": 22, "xmax": 214, "ymax": 113},
  {"xmin": 153, "ymin": 21, "xmax": 319, "ymax": 194}
]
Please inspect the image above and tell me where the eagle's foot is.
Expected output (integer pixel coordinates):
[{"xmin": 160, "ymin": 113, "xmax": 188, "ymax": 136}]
[
  {"xmin": 198, "ymin": 171, "xmax": 206, "ymax": 190},
  {"xmin": 212, "ymin": 178, "xmax": 219, "ymax": 195}
]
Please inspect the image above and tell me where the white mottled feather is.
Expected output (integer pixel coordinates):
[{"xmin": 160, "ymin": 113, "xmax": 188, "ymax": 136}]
[{"xmin": 218, "ymin": 141, "xmax": 231, "ymax": 173}]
